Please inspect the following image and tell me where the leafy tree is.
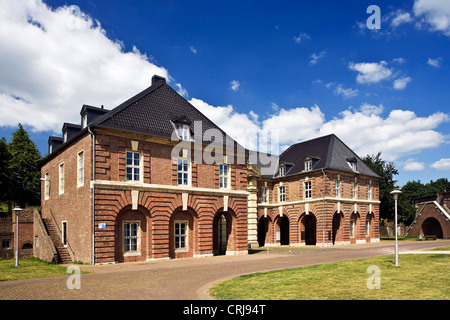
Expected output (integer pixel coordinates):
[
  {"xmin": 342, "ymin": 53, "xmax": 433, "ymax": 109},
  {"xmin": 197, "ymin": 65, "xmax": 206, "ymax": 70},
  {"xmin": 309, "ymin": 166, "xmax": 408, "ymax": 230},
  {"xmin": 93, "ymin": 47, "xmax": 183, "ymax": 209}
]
[
  {"xmin": 7, "ymin": 124, "xmax": 42, "ymax": 208},
  {"xmin": 362, "ymin": 152, "xmax": 398, "ymax": 221}
]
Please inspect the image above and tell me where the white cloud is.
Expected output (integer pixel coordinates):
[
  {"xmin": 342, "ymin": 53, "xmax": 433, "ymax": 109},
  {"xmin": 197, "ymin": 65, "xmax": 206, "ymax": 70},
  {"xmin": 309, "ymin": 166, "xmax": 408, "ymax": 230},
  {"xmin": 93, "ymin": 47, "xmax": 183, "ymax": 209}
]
[
  {"xmin": 175, "ymin": 83, "xmax": 188, "ymax": 98},
  {"xmin": 334, "ymin": 84, "xmax": 359, "ymax": 98},
  {"xmin": 391, "ymin": 10, "xmax": 413, "ymax": 28},
  {"xmin": 230, "ymin": 80, "xmax": 240, "ymax": 92},
  {"xmin": 348, "ymin": 61, "xmax": 393, "ymax": 84},
  {"xmin": 0, "ymin": 0, "xmax": 169, "ymax": 132},
  {"xmin": 431, "ymin": 158, "xmax": 450, "ymax": 170},
  {"xmin": 293, "ymin": 33, "xmax": 310, "ymax": 43},
  {"xmin": 393, "ymin": 57, "xmax": 406, "ymax": 64},
  {"xmin": 403, "ymin": 159, "xmax": 425, "ymax": 171},
  {"xmin": 413, "ymin": 0, "xmax": 450, "ymax": 36},
  {"xmin": 427, "ymin": 57, "xmax": 442, "ymax": 67},
  {"xmin": 189, "ymin": 46, "xmax": 197, "ymax": 54},
  {"xmin": 393, "ymin": 76, "xmax": 412, "ymax": 90},
  {"xmin": 309, "ymin": 51, "xmax": 326, "ymax": 65}
]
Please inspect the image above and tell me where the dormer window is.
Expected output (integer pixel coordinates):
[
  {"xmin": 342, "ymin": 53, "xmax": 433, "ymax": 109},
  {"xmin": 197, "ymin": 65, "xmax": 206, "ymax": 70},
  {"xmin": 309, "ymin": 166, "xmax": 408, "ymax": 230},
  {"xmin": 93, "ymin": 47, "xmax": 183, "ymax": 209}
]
[
  {"xmin": 178, "ymin": 124, "xmax": 191, "ymax": 141},
  {"xmin": 82, "ymin": 114, "xmax": 87, "ymax": 128},
  {"xmin": 63, "ymin": 131, "xmax": 67, "ymax": 143},
  {"xmin": 305, "ymin": 158, "xmax": 313, "ymax": 172},
  {"xmin": 346, "ymin": 157, "xmax": 357, "ymax": 172},
  {"xmin": 279, "ymin": 165, "xmax": 286, "ymax": 177}
]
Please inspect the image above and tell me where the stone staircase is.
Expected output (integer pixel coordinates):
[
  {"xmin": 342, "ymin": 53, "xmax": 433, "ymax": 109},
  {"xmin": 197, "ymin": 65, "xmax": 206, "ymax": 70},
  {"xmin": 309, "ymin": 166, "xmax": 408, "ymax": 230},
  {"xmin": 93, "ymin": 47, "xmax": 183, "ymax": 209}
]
[{"xmin": 42, "ymin": 218, "xmax": 72, "ymax": 264}]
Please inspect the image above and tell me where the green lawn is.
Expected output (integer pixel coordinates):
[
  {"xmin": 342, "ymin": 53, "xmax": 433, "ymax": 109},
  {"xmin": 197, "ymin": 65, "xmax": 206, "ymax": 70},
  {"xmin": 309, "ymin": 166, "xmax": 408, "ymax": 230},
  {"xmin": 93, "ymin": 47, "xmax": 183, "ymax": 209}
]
[
  {"xmin": 0, "ymin": 257, "xmax": 86, "ymax": 282},
  {"xmin": 210, "ymin": 254, "xmax": 450, "ymax": 300}
]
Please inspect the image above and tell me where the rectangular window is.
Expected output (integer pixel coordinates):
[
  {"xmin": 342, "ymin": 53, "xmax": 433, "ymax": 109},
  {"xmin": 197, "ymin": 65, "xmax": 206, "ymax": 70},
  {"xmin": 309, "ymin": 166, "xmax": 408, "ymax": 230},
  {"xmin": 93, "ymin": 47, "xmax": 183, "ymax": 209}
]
[
  {"xmin": 279, "ymin": 186, "xmax": 286, "ymax": 202},
  {"xmin": 178, "ymin": 124, "xmax": 190, "ymax": 141},
  {"xmin": 335, "ymin": 180, "xmax": 340, "ymax": 198},
  {"xmin": 2, "ymin": 240, "xmax": 11, "ymax": 249},
  {"xmin": 219, "ymin": 164, "xmax": 229, "ymax": 189},
  {"xmin": 124, "ymin": 222, "xmax": 138, "ymax": 253},
  {"xmin": 178, "ymin": 158, "xmax": 189, "ymax": 186},
  {"xmin": 350, "ymin": 218, "xmax": 356, "ymax": 238},
  {"xmin": 59, "ymin": 162, "xmax": 64, "ymax": 194},
  {"xmin": 305, "ymin": 181, "xmax": 312, "ymax": 199},
  {"xmin": 279, "ymin": 166, "xmax": 286, "ymax": 177},
  {"xmin": 366, "ymin": 219, "xmax": 370, "ymax": 237},
  {"xmin": 352, "ymin": 183, "xmax": 357, "ymax": 199},
  {"xmin": 77, "ymin": 151, "xmax": 84, "ymax": 187},
  {"xmin": 126, "ymin": 151, "xmax": 141, "ymax": 182},
  {"xmin": 44, "ymin": 172, "xmax": 50, "ymax": 200},
  {"xmin": 175, "ymin": 221, "xmax": 187, "ymax": 250},
  {"xmin": 62, "ymin": 221, "xmax": 67, "ymax": 246},
  {"xmin": 262, "ymin": 187, "xmax": 268, "ymax": 203},
  {"xmin": 305, "ymin": 159, "xmax": 312, "ymax": 172},
  {"xmin": 367, "ymin": 184, "xmax": 372, "ymax": 200}
]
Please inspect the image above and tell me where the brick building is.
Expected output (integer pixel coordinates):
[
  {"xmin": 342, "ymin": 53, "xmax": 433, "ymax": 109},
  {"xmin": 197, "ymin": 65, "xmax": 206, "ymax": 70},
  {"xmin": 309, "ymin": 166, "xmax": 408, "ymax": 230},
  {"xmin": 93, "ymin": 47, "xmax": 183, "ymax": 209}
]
[
  {"xmin": 0, "ymin": 210, "xmax": 34, "ymax": 260},
  {"xmin": 407, "ymin": 192, "xmax": 450, "ymax": 239},
  {"xmin": 38, "ymin": 75, "xmax": 380, "ymax": 264}
]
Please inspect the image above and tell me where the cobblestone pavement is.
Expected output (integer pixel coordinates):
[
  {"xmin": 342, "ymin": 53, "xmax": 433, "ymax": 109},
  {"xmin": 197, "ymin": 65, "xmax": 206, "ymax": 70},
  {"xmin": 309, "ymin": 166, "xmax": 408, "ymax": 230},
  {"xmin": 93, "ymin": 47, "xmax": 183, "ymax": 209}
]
[{"xmin": 0, "ymin": 240, "xmax": 449, "ymax": 300}]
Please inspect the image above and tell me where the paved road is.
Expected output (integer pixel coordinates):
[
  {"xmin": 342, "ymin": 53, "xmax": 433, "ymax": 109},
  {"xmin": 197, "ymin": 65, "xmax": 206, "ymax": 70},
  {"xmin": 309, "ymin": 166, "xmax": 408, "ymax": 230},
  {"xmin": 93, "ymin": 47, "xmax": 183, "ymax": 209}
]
[{"xmin": 0, "ymin": 240, "xmax": 449, "ymax": 300}]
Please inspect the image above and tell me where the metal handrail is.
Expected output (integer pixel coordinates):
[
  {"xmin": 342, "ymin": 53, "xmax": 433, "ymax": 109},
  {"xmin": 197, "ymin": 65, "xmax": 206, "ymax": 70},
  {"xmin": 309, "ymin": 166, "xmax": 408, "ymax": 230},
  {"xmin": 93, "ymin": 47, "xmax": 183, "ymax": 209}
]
[{"xmin": 48, "ymin": 209, "xmax": 75, "ymax": 260}]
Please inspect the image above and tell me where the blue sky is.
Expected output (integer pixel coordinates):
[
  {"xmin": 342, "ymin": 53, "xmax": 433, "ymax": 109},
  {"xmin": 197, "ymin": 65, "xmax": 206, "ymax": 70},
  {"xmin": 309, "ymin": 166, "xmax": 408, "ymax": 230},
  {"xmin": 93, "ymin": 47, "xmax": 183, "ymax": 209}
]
[{"xmin": 0, "ymin": 0, "xmax": 449, "ymax": 186}]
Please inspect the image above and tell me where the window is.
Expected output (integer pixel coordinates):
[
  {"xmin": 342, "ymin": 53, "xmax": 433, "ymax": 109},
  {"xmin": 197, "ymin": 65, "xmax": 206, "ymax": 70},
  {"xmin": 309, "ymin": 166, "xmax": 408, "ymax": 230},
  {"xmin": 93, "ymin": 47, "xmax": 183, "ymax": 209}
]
[
  {"xmin": 279, "ymin": 186, "xmax": 286, "ymax": 202},
  {"xmin": 124, "ymin": 222, "xmax": 139, "ymax": 253},
  {"xmin": 366, "ymin": 219, "xmax": 371, "ymax": 237},
  {"xmin": 350, "ymin": 217, "xmax": 356, "ymax": 238},
  {"xmin": 63, "ymin": 131, "xmax": 67, "ymax": 143},
  {"xmin": 178, "ymin": 124, "xmax": 191, "ymax": 141},
  {"xmin": 126, "ymin": 151, "xmax": 141, "ymax": 182},
  {"xmin": 305, "ymin": 159, "xmax": 312, "ymax": 172},
  {"xmin": 219, "ymin": 164, "xmax": 229, "ymax": 189},
  {"xmin": 352, "ymin": 182, "xmax": 357, "ymax": 199},
  {"xmin": 77, "ymin": 151, "xmax": 84, "ymax": 187},
  {"xmin": 305, "ymin": 181, "xmax": 312, "ymax": 199},
  {"xmin": 367, "ymin": 184, "xmax": 372, "ymax": 200},
  {"xmin": 2, "ymin": 240, "xmax": 11, "ymax": 249},
  {"xmin": 335, "ymin": 180, "xmax": 340, "ymax": 198},
  {"xmin": 62, "ymin": 221, "xmax": 67, "ymax": 246},
  {"xmin": 279, "ymin": 165, "xmax": 286, "ymax": 177},
  {"xmin": 82, "ymin": 114, "xmax": 87, "ymax": 128},
  {"xmin": 175, "ymin": 221, "xmax": 188, "ymax": 250},
  {"xmin": 59, "ymin": 162, "xmax": 64, "ymax": 195},
  {"xmin": 44, "ymin": 172, "xmax": 50, "ymax": 200},
  {"xmin": 262, "ymin": 187, "xmax": 268, "ymax": 203},
  {"xmin": 178, "ymin": 158, "xmax": 189, "ymax": 186}
]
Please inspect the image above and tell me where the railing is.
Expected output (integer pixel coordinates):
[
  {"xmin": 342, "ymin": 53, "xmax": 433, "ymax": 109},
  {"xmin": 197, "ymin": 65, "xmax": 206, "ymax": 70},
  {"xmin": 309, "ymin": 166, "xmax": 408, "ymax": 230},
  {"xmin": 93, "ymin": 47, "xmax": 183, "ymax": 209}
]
[{"xmin": 48, "ymin": 209, "xmax": 75, "ymax": 261}]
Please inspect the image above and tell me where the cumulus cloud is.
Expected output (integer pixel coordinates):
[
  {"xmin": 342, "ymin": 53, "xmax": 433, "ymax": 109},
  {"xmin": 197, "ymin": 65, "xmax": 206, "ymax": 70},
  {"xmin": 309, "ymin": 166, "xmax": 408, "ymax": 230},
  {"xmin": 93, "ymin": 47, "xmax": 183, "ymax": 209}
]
[
  {"xmin": 348, "ymin": 61, "xmax": 392, "ymax": 84},
  {"xmin": 293, "ymin": 33, "xmax": 310, "ymax": 43},
  {"xmin": 413, "ymin": 0, "xmax": 450, "ymax": 36},
  {"xmin": 230, "ymin": 80, "xmax": 240, "ymax": 92},
  {"xmin": 431, "ymin": 158, "xmax": 450, "ymax": 170},
  {"xmin": 393, "ymin": 76, "xmax": 412, "ymax": 90},
  {"xmin": 0, "ymin": 0, "xmax": 169, "ymax": 132},
  {"xmin": 309, "ymin": 51, "xmax": 326, "ymax": 65},
  {"xmin": 390, "ymin": 10, "xmax": 413, "ymax": 28},
  {"xmin": 403, "ymin": 159, "xmax": 425, "ymax": 171},
  {"xmin": 334, "ymin": 84, "xmax": 359, "ymax": 98},
  {"xmin": 427, "ymin": 57, "xmax": 442, "ymax": 67}
]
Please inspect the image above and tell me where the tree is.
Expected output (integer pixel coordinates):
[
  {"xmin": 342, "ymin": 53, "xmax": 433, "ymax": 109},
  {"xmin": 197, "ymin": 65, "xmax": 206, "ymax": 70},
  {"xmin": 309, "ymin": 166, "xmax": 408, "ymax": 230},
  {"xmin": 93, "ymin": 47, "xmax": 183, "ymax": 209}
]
[
  {"xmin": 7, "ymin": 124, "xmax": 41, "ymax": 208},
  {"xmin": 362, "ymin": 152, "xmax": 399, "ymax": 221},
  {"xmin": 0, "ymin": 136, "xmax": 12, "ymax": 204}
]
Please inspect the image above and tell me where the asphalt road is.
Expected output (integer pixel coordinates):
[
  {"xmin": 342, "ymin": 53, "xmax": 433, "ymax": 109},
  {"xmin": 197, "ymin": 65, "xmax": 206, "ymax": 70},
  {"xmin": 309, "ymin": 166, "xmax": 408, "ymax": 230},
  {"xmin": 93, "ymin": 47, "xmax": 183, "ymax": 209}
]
[{"xmin": 0, "ymin": 240, "xmax": 449, "ymax": 300}]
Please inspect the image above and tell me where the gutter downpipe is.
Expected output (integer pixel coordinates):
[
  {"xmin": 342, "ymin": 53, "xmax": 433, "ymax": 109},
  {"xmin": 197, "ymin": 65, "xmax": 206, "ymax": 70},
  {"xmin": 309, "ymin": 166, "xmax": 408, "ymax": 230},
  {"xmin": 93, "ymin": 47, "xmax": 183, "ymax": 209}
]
[
  {"xmin": 88, "ymin": 126, "xmax": 96, "ymax": 265},
  {"xmin": 322, "ymin": 169, "xmax": 326, "ymax": 247}
]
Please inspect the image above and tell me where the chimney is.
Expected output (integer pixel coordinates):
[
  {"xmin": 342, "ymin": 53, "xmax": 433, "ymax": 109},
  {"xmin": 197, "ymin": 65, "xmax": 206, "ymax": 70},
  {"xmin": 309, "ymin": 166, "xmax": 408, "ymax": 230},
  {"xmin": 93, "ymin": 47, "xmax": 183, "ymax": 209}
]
[{"xmin": 152, "ymin": 75, "xmax": 166, "ymax": 86}]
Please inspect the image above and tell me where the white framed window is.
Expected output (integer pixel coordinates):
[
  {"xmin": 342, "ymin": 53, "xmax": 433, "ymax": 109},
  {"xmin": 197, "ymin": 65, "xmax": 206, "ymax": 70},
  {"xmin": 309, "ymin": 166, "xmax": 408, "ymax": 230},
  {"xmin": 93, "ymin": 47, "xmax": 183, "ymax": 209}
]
[
  {"xmin": 59, "ymin": 162, "xmax": 64, "ymax": 195},
  {"xmin": 77, "ymin": 151, "xmax": 84, "ymax": 187},
  {"xmin": 305, "ymin": 159, "xmax": 312, "ymax": 172},
  {"xmin": 350, "ymin": 217, "xmax": 356, "ymax": 238},
  {"xmin": 279, "ymin": 165, "xmax": 286, "ymax": 177},
  {"xmin": 279, "ymin": 186, "xmax": 286, "ymax": 202},
  {"xmin": 175, "ymin": 221, "xmax": 188, "ymax": 251},
  {"xmin": 304, "ymin": 181, "xmax": 312, "ymax": 199},
  {"xmin": 219, "ymin": 164, "xmax": 229, "ymax": 189},
  {"xmin": 178, "ymin": 124, "xmax": 191, "ymax": 141},
  {"xmin": 335, "ymin": 180, "xmax": 340, "ymax": 198},
  {"xmin": 367, "ymin": 184, "xmax": 372, "ymax": 200},
  {"xmin": 352, "ymin": 182, "xmax": 358, "ymax": 199},
  {"xmin": 126, "ymin": 151, "xmax": 141, "ymax": 182},
  {"xmin": 44, "ymin": 172, "xmax": 50, "ymax": 200},
  {"xmin": 63, "ymin": 131, "xmax": 67, "ymax": 143},
  {"xmin": 178, "ymin": 158, "xmax": 189, "ymax": 186},
  {"xmin": 262, "ymin": 187, "xmax": 268, "ymax": 203},
  {"xmin": 348, "ymin": 160, "xmax": 357, "ymax": 172},
  {"xmin": 365, "ymin": 219, "xmax": 371, "ymax": 237},
  {"xmin": 123, "ymin": 222, "xmax": 139, "ymax": 254}
]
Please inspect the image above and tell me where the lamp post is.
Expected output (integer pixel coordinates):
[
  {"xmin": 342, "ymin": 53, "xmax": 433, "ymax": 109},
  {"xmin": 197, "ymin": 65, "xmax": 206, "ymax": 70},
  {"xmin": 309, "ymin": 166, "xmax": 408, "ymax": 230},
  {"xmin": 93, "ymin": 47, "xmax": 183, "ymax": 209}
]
[
  {"xmin": 390, "ymin": 189, "xmax": 402, "ymax": 266},
  {"xmin": 13, "ymin": 207, "xmax": 23, "ymax": 267}
]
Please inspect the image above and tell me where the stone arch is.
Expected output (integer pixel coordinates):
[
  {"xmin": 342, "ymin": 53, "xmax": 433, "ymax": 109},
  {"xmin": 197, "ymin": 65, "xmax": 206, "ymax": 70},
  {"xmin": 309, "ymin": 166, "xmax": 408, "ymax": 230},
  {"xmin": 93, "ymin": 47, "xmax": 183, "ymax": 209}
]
[
  {"xmin": 213, "ymin": 208, "xmax": 236, "ymax": 255},
  {"xmin": 365, "ymin": 212, "xmax": 374, "ymax": 241},
  {"xmin": 421, "ymin": 217, "xmax": 443, "ymax": 239},
  {"xmin": 257, "ymin": 215, "xmax": 272, "ymax": 247},
  {"xmin": 115, "ymin": 205, "xmax": 151, "ymax": 263},
  {"xmin": 299, "ymin": 213, "xmax": 317, "ymax": 246},
  {"xmin": 349, "ymin": 212, "xmax": 360, "ymax": 244},
  {"xmin": 332, "ymin": 211, "xmax": 344, "ymax": 245},
  {"xmin": 275, "ymin": 215, "xmax": 290, "ymax": 245}
]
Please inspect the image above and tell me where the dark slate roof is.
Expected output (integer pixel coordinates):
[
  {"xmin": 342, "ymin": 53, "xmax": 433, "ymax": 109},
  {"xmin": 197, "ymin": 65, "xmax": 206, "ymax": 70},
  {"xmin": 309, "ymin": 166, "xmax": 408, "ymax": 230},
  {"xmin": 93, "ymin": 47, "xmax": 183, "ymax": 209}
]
[
  {"xmin": 92, "ymin": 75, "xmax": 243, "ymax": 150},
  {"xmin": 268, "ymin": 134, "xmax": 380, "ymax": 178}
]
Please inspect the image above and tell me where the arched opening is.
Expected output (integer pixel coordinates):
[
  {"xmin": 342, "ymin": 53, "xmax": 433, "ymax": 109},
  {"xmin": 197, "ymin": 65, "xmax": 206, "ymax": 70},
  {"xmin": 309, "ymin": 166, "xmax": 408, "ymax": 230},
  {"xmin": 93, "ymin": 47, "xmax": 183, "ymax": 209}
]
[
  {"xmin": 301, "ymin": 214, "xmax": 316, "ymax": 246},
  {"xmin": 213, "ymin": 210, "xmax": 235, "ymax": 255},
  {"xmin": 257, "ymin": 217, "xmax": 270, "ymax": 247},
  {"xmin": 22, "ymin": 243, "xmax": 32, "ymax": 249},
  {"xmin": 169, "ymin": 207, "xmax": 196, "ymax": 259},
  {"xmin": 349, "ymin": 212, "xmax": 359, "ymax": 243},
  {"xmin": 421, "ymin": 217, "xmax": 443, "ymax": 239},
  {"xmin": 365, "ymin": 213, "xmax": 373, "ymax": 242},
  {"xmin": 277, "ymin": 216, "xmax": 290, "ymax": 245},
  {"xmin": 332, "ymin": 212, "xmax": 343, "ymax": 245}
]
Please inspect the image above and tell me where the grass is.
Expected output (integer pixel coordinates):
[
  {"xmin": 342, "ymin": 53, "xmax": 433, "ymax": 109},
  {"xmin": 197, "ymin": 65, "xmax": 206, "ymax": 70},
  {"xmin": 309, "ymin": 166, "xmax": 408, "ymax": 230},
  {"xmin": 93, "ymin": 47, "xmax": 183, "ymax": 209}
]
[
  {"xmin": 210, "ymin": 254, "xmax": 450, "ymax": 300},
  {"xmin": 0, "ymin": 257, "xmax": 88, "ymax": 282}
]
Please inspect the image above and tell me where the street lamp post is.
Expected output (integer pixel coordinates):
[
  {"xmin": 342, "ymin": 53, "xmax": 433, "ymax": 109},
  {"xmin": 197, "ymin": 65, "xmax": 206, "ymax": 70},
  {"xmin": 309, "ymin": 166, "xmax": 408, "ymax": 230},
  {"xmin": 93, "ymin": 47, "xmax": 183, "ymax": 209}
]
[
  {"xmin": 390, "ymin": 190, "xmax": 402, "ymax": 266},
  {"xmin": 13, "ymin": 207, "xmax": 23, "ymax": 267}
]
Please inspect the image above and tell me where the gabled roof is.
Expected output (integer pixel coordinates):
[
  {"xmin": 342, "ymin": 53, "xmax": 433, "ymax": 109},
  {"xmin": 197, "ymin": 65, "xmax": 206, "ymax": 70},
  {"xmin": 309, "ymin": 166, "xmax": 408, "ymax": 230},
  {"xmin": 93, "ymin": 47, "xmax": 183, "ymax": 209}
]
[{"xmin": 267, "ymin": 134, "xmax": 380, "ymax": 178}]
